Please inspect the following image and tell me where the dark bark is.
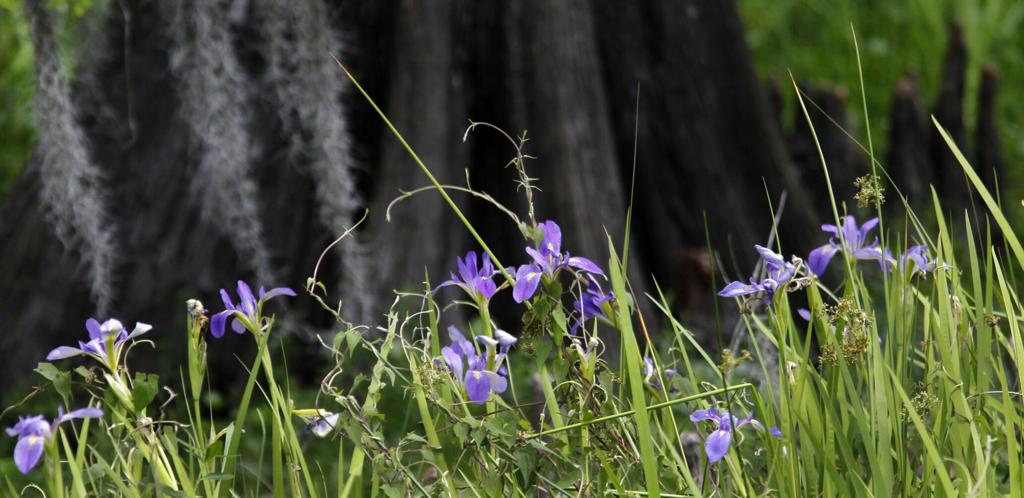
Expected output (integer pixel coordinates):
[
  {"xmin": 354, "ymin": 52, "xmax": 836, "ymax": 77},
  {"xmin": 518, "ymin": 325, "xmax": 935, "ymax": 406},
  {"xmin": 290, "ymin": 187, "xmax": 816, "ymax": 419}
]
[
  {"xmin": 976, "ymin": 65, "xmax": 1003, "ymax": 195},
  {"xmin": 591, "ymin": 0, "xmax": 818, "ymax": 289},
  {"xmin": 930, "ymin": 22, "xmax": 968, "ymax": 209},
  {"xmin": 365, "ymin": 0, "xmax": 468, "ymax": 304},
  {"xmin": 788, "ymin": 83, "xmax": 865, "ymax": 210},
  {"xmin": 886, "ymin": 74, "xmax": 931, "ymax": 206}
]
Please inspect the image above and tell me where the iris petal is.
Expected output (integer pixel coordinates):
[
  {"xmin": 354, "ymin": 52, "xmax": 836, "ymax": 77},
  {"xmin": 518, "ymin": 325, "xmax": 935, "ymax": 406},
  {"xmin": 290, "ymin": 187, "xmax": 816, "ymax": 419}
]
[
  {"xmin": 55, "ymin": 407, "xmax": 103, "ymax": 427},
  {"xmin": 441, "ymin": 346, "xmax": 464, "ymax": 380},
  {"xmin": 124, "ymin": 322, "xmax": 153, "ymax": 341},
  {"xmin": 458, "ymin": 252, "xmax": 478, "ymax": 284},
  {"xmin": 14, "ymin": 435, "xmax": 45, "ymax": 474},
  {"xmin": 238, "ymin": 281, "xmax": 258, "ymax": 317},
  {"xmin": 483, "ymin": 371, "xmax": 507, "ymax": 393},
  {"xmin": 718, "ymin": 280, "xmax": 762, "ymax": 298},
  {"xmin": 754, "ymin": 245, "xmax": 786, "ymax": 269},
  {"xmin": 260, "ymin": 287, "xmax": 296, "ymax": 302},
  {"xmin": 464, "ymin": 371, "xmax": 491, "ymax": 404},
  {"xmin": 705, "ymin": 429, "xmax": 733, "ymax": 463},
  {"xmin": 807, "ymin": 243, "xmax": 840, "ymax": 276},
  {"xmin": 86, "ymin": 318, "xmax": 103, "ymax": 340},
  {"xmin": 220, "ymin": 288, "xmax": 235, "ymax": 311},
  {"xmin": 567, "ymin": 256, "xmax": 605, "ymax": 275},
  {"xmin": 689, "ymin": 409, "xmax": 719, "ymax": 423},
  {"xmin": 210, "ymin": 310, "xmax": 232, "ymax": 338},
  {"xmin": 539, "ymin": 220, "xmax": 562, "ymax": 255},
  {"xmin": 46, "ymin": 346, "xmax": 85, "ymax": 361},
  {"xmin": 512, "ymin": 265, "xmax": 543, "ymax": 303}
]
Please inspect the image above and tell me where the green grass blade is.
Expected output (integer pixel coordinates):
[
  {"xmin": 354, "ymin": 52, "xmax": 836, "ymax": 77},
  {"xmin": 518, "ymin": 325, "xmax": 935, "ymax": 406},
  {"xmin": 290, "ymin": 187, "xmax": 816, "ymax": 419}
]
[{"xmin": 608, "ymin": 238, "xmax": 660, "ymax": 498}]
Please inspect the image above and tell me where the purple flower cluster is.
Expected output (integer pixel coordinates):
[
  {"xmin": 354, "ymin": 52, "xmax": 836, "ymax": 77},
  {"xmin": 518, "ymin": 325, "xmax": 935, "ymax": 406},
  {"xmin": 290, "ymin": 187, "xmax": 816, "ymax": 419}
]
[
  {"xmin": 718, "ymin": 245, "xmax": 796, "ymax": 300},
  {"xmin": 46, "ymin": 318, "xmax": 152, "ymax": 370},
  {"xmin": 435, "ymin": 251, "xmax": 499, "ymax": 301},
  {"xmin": 901, "ymin": 245, "xmax": 948, "ymax": 276},
  {"xmin": 513, "ymin": 220, "xmax": 605, "ymax": 303},
  {"xmin": 690, "ymin": 409, "xmax": 781, "ymax": 463},
  {"xmin": 808, "ymin": 216, "xmax": 894, "ymax": 275},
  {"xmin": 211, "ymin": 280, "xmax": 296, "ymax": 338},
  {"xmin": 6, "ymin": 407, "xmax": 103, "ymax": 474},
  {"xmin": 440, "ymin": 326, "xmax": 516, "ymax": 404},
  {"xmin": 573, "ymin": 276, "xmax": 614, "ymax": 333},
  {"xmin": 431, "ymin": 221, "xmax": 610, "ymax": 407},
  {"xmin": 720, "ymin": 215, "xmax": 946, "ymax": 302}
]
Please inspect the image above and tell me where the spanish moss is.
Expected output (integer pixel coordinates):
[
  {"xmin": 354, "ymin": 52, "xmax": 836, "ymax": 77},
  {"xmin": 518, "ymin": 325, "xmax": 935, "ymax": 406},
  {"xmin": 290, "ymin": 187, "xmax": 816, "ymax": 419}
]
[
  {"xmin": 163, "ymin": 0, "xmax": 275, "ymax": 285},
  {"xmin": 257, "ymin": 0, "xmax": 371, "ymax": 321},
  {"xmin": 23, "ymin": 0, "xmax": 117, "ymax": 313}
]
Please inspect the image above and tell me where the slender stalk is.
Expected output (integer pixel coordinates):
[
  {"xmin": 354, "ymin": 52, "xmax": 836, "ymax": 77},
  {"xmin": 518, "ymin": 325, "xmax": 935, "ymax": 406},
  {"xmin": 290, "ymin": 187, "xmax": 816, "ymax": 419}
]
[
  {"xmin": 218, "ymin": 330, "xmax": 270, "ymax": 498},
  {"xmin": 528, "ymin": 384, "xmax": 753, "ymax": 439},
  {"xmin": 334, "ymin": 57, "xmax": 514, "ymax": 288}
]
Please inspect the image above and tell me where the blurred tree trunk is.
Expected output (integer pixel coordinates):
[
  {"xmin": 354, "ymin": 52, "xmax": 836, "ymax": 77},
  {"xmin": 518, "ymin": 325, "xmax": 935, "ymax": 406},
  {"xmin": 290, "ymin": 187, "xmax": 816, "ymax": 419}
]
[{"xmin": 0, "ymin": 0, "xmax": 815, "ymax": 399}]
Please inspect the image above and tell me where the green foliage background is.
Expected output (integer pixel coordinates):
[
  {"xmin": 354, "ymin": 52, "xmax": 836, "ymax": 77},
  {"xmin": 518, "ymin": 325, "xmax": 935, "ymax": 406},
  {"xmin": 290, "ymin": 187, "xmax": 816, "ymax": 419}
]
[
  {"xmin": 740, "ymin": 0, "xmax": 1024, "ymax": 205},
  {"xmin": 0, "ymin": 3, "xmax": 35, "ymax": 197}
]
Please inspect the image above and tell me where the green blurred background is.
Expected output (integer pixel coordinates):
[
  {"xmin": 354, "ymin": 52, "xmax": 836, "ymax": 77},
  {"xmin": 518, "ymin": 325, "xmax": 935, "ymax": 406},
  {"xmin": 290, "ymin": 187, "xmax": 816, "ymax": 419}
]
[{"xmin": 740, "ymin": 0, "xmax": 1023, "ymax": 203}]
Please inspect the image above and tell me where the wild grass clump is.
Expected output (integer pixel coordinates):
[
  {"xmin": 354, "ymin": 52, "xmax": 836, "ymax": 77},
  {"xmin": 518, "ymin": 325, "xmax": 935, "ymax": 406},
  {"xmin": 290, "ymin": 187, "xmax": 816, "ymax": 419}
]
[{"xmin": 3, "ymin": 67, "xmax": 1024, "ymax": 498}]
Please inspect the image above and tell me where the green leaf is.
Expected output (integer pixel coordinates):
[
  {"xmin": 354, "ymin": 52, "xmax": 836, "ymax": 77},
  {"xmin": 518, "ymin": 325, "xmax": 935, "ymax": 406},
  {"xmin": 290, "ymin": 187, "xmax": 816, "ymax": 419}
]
[
  {"xmin": 159, "ymin": 487, "xmax": 188, "ymax": 498},
  {"xmin": 52, "ymin": 371, "xmax": 71, "ymax": 399},
  {"xmin": 35, "ymin": 362, "xmax": 71, "ymax": 398},
  {"xmin": 533, "ymin": 336, "xmax": 553, "ymax": 364},
  {"xmin": 453, "ymin": 422, "xmax": 469, "ymax": 444},
  {"xmin": 382, "ymin": 483, "xmax": 405, "ymax": 498},
  {"xmin": 205, "ymin": 438, "xmax": 224, "ymax": 462},
  {"xmin": 514, "ymin": 447, "xmax": 538, "ymax": 483},
  {"xmin": 35, "ymin": 362, "xmax": 61, "ymax": 380},
  {"xmin": 131, "ymin": 372, "xmax": 160, "ymax": 413},
  {"xmin": 74, "ymin": 366, "xmax": 93, "ymax": 381}
]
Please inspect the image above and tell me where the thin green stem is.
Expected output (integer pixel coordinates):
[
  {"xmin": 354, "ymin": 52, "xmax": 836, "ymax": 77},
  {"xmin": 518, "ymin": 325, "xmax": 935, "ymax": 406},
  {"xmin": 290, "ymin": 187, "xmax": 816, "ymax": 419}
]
[{"xmin": 527, "ymin": 384, "xmax": 753, "ymax": 439}]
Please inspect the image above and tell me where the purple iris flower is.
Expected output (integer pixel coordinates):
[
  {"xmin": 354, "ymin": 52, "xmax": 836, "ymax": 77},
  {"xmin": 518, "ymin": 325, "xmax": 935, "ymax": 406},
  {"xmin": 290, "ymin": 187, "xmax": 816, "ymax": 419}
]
[
  {"xmin": 572, "ymin": 276, "xmax": 614, "ymax": 333},
  {"xmin": 46, "ymin": 318, "xmax": 152, "ymax": 370},
  {"xmin": 513, "ymin": 220, "xmax": 605, "ymax": 303},
  {"xmin": 211, "ymin": 280, "xmax": 296, "ymax": 338},
  {"xmin": 434, "ymin": 251, "xmax": 499, "ymax": 301},
  {"xmin": 440, "ymin": 326, "xmax": 515, "ymax": 404},
  {"xmin": 901, "ymin": 245, "xmax": 948, "ymax": 276},
  {"xmin": 807, "ymin": 216, "xmax": 895, "ymax": 276},
  {"xmin": 718, "ymin": 245, "xmax": 796, "ymax": 300},
  {"xmin": 643, "ymin": 356, "xmax": 676, "ymax": 390},
  {"xmin": 689, "ymin": 409, "xmax": 781, "ymax": 463},
  {"xmin": 6, "ymin": 406, "xmax": 103, "ymax": 474}
]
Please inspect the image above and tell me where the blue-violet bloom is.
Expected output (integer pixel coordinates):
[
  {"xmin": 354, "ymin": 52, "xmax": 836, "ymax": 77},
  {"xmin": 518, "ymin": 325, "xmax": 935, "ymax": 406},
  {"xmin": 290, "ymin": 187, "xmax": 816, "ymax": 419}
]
[
  {"xmin": 718, "ymin": 245, "xmax": 796, "ymax": 300},
  {"xmin": 440, "ymin": 326, "xmax": 514, "ymax": 404},
  {"xmin": 807, "ymin": 216, "xmax": 895, "ymax": 275},
  {"xmin": 513, "ymin": 220, "xmax": 605, "ymax": 303},
  {"xmin": 211, "ymin": 280, "xmax": 296, "ymax": 338},
  {"xmin": 434, "ymin": 251, "xmax": 499, "ymax": 301},
  {"xmin": 46, "ymin": 318, "xmax": 152, "ymax": 370},
  {"xmin": 689, "ymin": 409, "xmax": 781, "ymax": 463},
  {"xmin": 901, "ymin": 245, "xmax": 948, "ymax": 276},
  {"xmin": 6, "ymin": 406, "xmax": 103, "ymax": 474},
  {"xmin": 572, "ymin": 276, "xmax": 614, "ymax": 333}
]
